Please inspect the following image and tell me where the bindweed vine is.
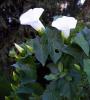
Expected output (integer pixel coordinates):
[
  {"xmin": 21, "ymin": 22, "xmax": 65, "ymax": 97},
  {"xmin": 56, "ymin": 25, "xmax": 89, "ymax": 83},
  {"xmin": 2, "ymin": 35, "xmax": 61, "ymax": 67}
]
[{"xmin": 8, "ymin": 7, "xmax": 90, "ymax": 100}]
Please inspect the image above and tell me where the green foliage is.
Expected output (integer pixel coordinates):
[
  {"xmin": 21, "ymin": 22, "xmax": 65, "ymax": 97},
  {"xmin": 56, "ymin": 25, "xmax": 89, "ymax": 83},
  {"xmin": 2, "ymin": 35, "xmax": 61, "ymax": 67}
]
[
  {"xmin": 8, "ymin": 25, "xmax": 90, "ymax": 100},
  {"xmin": 0, "ymin": 0, "xmax": 90, "ymax": 99},
  {"xmin": 73, "ymin": 33, "xmax": 89, "ymax": 56},
  {"xmin": 33, "ymin": 36, "xmax": 48, "ymax": 66},
  {"xmin": 42, "ymin": 77, "xmax": 83, "ymax": 100},
  {"xmin": 45, "ymin": 28, "xmax": 63, "ymax": 63},
  {"xmin": 84, "ymin": 59, "xmax": 90, "ymax": 83}
]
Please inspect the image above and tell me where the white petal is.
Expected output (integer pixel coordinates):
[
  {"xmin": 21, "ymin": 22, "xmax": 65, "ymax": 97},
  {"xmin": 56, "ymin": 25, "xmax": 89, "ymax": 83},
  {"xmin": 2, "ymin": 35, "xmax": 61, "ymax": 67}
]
[
  {"xmin": 20, "ymin": 9, "xmax": 33, "ymax": 24},
  {"xmin": 61, "ymin": 29, "xmax": 70, "ymax": 39},
  {"xmin": 30, "ymin": 20, "xmax": 45, "ymax": 32},
  {"xmin": 19, "ymin": 8, "xmax": 44, "ymax": 25},
  {"xmin": 32, "ymin": 8, "xmax": 44, "ymax": 20},
  {"xmin": 52, "ymin": 16, "xmax": 77, "ymax": 30},
  {"xmin": 19, "ymin": 8, "xmax": 45, "ymax": 32},
  {"xmin": 81, "ymin": 0, "xmax": 86, "ymax": 4},
  {"xmin": 77, "ymin": 0, "xmax": 86, "ymax": 5}
]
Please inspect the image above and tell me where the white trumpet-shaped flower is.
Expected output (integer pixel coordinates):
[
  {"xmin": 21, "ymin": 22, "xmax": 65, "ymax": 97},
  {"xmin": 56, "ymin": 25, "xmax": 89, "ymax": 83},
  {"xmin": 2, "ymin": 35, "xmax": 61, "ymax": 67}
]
[
  {"xmin": 80, "ymin": 0, "xmax": 86, "ymax": 4},
  {"xmin": 77, "ymin": 0, "xmax": 86, "ymax": 5},
  {"xmin": 52, "ymin": 16, "xmax": 77, "ymax": 38},
  {"xmin": 19, "ymin": 8, "xmax": 45, "ymax": 32}
]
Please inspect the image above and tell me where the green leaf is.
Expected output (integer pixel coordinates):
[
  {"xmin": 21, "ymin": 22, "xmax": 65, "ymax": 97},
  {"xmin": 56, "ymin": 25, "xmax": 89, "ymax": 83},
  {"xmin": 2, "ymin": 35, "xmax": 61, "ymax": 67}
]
[
  {"xmin": 12, "ymin": 62, "xmax": 37, "ymax": 80},
  {"xmin": 44, "ymin": 74, "xmax": 58, "ymax": 81},
  {"xmin": 73, "ymin": 33, "xmax": 89, "ymax": 56},
  {"xmin": 29, "ymin": 94, "xmax": 41, "ymax": 100},
  {"xmin": 83, "ymin": 59, "xmax": 90, "ymax": 83},
  {"xmin": 62, "ymin": 45, "xmax": 84, "ymax": 66},
  {"xmin": 20, "ymin": 78, "xmax": 36, "ymax": 85},
  {"xmin": 42, "ymin": 79, "xmax": 73, "ymax": 100},
  {"xmin": 42, "ymin": 76, "xmax": 83, "ymax": 100},
  {"xmin": 33, "ymin": 36, "xmax": 48, "ymax": 66},
  {"xmin": 16, "ymin": 87, "xmax": 34, "ymax": 94},
  {"xmin": 45, "ymin": 27, "xmax": 63, "ymax": 63},
  {"xmin": 47, "ymin": 63, "xmax": 58, "ymax": 74},
  {"xmin": 81, "ymin": 27, "xmax": 90, "ymax": 47},
  {"xmin": 17, "ymin": 83, "xmax": 43, "ymax": 95},
  {"xmin": 29, "ymin": 83, "xmax": 44, "ymax": 95},
  {"xmin": 42, "ymin": 80, "xmax": 61, "ymax": 100}
]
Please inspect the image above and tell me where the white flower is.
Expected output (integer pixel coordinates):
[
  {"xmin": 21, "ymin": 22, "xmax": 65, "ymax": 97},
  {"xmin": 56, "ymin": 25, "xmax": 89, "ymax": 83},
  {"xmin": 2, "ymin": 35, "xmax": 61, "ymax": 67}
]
[
  {"xmin": 81, "ymin": 0, "xmax": 86, "ymax": 4},
  {"xmin": 19, "ymin": 8, "xmax": 45, "ymax": 32},
  {"xmin": 77, "ymin": 0, "xmax": 86, "ymax": 5},
  {"xmin": 52, "ymin": 16, "xmax": 77, "ymax": 38}
]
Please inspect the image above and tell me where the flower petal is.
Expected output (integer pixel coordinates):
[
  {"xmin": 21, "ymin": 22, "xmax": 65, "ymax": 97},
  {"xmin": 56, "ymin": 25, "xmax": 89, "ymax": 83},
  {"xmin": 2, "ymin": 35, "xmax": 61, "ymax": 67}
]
[
  {"xmin": 81, "ymin": 0, "xmax": 86, "ymax": 4},
  {"xmin": 61, "ymin": 29, "xmax": 70, "ymax": 39},
  {"xmin": 32, "ymin": 8, "xmax": 44, "ymax": 20},
  {"xmin": 77, "ymin": 0, "xmax": 86, "ymax": 5},
  {"xmin": 19, "ymin": 8, "xmax": 45, "ymax": 32},
  {"xmin": 20, "ymin": 9, "xmax": 33, "ymax": 24},
  {"xmin": 19, "ymin": 8, "xmax": 44, "ymax": 24},
  {"xmin": 51, "ymin": 16, "xmax": 77, "ymax": 38},
  {"xmin": 30, "ymin": 20, "xmax": 45, "ymax": 31},
  {"xmin": 52, "ymin": 16, "xmax": 77, "ymax": 30}
]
